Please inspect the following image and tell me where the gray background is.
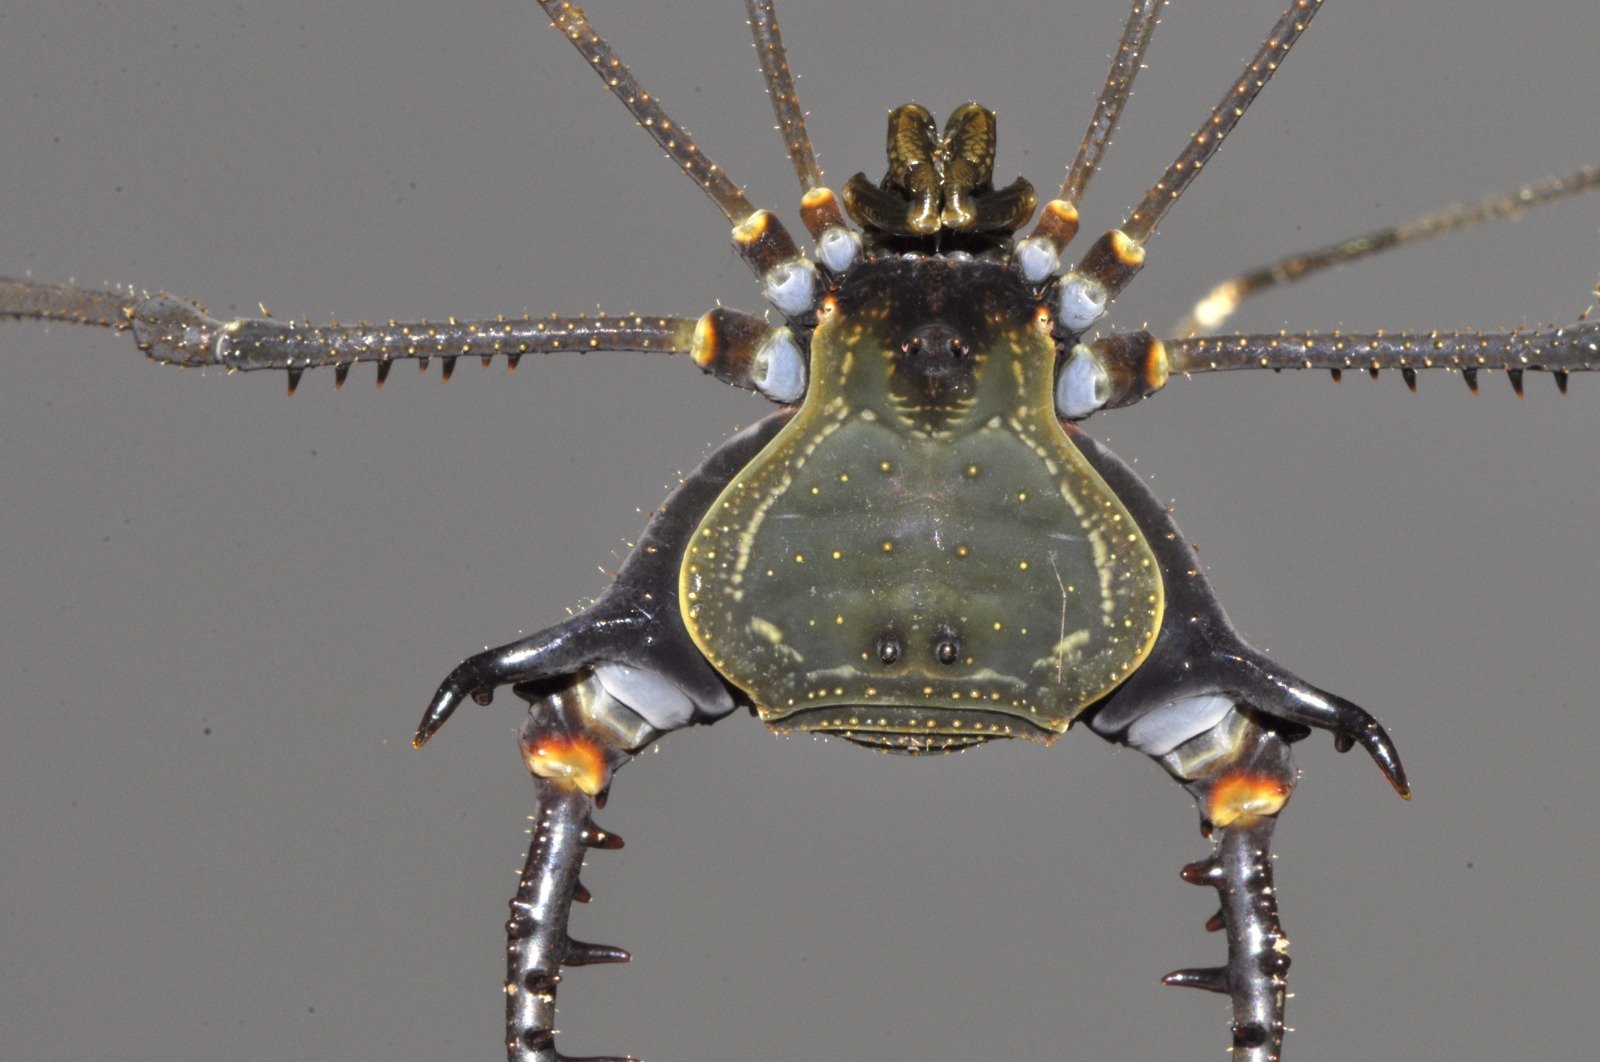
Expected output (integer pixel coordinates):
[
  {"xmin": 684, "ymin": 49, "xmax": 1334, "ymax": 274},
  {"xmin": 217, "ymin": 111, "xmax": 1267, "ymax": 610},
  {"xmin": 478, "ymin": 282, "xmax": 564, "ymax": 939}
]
[{"xmin": 2, "ymin": 2, "xmax": 1596, "ymax": 1059}]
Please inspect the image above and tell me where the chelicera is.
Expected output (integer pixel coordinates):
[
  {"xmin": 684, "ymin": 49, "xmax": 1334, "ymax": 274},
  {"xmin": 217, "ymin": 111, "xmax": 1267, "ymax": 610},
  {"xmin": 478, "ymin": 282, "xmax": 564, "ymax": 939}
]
[{"xmin": 3, "ymin": 2, "xmax": 1598, "ymax": 1059}]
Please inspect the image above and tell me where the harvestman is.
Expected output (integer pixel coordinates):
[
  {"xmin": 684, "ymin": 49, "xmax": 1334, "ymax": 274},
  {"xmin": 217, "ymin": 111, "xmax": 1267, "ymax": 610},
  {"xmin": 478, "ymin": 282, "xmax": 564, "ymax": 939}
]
[{"xmin": 3, "ymin": 2, "xmax": 1598, "ymax": 1059}]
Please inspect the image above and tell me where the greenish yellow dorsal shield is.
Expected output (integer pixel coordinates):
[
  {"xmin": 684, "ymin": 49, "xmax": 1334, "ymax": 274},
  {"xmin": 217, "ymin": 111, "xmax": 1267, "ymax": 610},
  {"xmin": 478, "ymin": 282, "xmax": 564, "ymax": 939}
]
[{"xmin": 681, "ymin": 258, "xmax": 1163, "ymax": 743}]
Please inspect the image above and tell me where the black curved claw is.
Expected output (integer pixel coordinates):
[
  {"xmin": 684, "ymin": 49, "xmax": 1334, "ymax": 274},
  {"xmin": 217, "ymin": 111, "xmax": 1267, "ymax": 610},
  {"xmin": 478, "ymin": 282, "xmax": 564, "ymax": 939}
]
[
  {"xmin": 1221, "ymin": 651, "xmax": 1410, "ymax": 797},
  {"xmin": 412, "ymin": 659, "xmax": 493, "ymax": 747},
  {"xmin": 1336, "ymin": 713, "xmax": 1409, "ymax": 797}
]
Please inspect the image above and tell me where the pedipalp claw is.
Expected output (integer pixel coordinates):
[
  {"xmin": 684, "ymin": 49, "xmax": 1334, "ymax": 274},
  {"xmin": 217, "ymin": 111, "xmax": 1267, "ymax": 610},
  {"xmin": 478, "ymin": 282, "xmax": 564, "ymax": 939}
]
[
  {"xmin": 1337, "ymin": 710, "xmax": 1410, "ymax": 798},
  {"xmin": 413, "ymin": 664, "xmax": 482, "ymax": 747},
  {"xmin": 414, "ymin": 650, "xmax": 512, "ymax": 747},
  {"xmin": 1291, "ymin": 692, "xmax": 1408, "ymax": 796}
]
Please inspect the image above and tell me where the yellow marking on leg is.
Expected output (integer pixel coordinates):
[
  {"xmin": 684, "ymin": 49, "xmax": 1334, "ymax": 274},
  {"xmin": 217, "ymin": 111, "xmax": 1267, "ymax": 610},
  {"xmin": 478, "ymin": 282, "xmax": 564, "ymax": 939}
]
[
  {"xmin": 522, "ymin": 735, "xmax": 608, "ymax": 796},
  {"xmin": 1208, "ymin": 771, "xmax": 1291, "ymax": 828}
]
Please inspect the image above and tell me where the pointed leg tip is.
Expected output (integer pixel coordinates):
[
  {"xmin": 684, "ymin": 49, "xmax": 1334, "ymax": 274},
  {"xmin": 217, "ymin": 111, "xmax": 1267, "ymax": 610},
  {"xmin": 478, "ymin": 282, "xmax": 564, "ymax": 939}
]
[
  {"xmin": 414, "ymin": 681, "xmax": 469, "ymax": 748},
  {"xmin": 1355, "ymin": 728, "xmax": 1409, "ymax": 797},
  {"xmin": 412, "ymin": 713, "xmax": 445, "ymax": 748}
]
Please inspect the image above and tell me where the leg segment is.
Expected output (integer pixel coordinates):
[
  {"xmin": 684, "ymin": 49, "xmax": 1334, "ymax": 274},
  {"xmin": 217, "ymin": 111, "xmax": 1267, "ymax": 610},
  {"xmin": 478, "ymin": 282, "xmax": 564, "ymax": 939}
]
[
  {"xmin": 1173, "ymin": 164, "xmax": 1600, "ymax": 337},
  {"xmin": 504, "ymin": 671, "xmax": 656, "ymax": 1062},
  {"xmin": 744, "ymin": 0, "xmax": 823, "ymax": 195},
  {"xmin": 0, "ymin": 274, "xmax": 699, "ymax": 394},
  {"xmin": 415, "ymin": 418, "xmax": 792, "ymax": 1060},
  {"xmin": 1158, "ymin": 711, "xmax": 1297, "ymax": 1062}
]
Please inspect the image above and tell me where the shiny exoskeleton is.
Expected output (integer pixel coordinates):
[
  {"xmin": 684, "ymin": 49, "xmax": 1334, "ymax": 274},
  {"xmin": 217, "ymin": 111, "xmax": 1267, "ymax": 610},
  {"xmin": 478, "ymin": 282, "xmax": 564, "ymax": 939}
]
[
  {"xmin": 683, "ymin": 258, "xmax": 1164, "ymax": 749},
  {"xmin": 5, "ymin": 2, "xmax": 1599, "ymax": 1060}
]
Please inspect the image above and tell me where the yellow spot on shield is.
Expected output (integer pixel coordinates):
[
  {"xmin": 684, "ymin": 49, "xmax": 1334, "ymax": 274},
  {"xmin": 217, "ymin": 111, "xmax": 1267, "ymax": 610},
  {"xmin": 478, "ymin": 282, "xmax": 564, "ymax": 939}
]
[{"xmin": 750, "ymin": 617, "xmax": 785, "ymax": 644}]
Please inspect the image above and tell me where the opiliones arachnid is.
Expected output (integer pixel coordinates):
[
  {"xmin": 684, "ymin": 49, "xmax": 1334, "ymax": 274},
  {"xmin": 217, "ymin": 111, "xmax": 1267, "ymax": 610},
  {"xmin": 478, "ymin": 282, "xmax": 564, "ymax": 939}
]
[{"xmin": 1, "ymin": 2, "xmax": 1596, "ymax": 1058}]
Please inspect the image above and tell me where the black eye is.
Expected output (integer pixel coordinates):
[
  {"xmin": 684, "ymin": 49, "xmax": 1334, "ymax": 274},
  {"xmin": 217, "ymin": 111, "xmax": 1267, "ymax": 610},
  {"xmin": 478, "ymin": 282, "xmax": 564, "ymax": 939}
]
[
  {"xmin": 934, "ymin": 636, "xmax": 961, "ymax": 664},
  {"xmin": 876, "ymin": 635, "xmax": 902, "ymax": 665}
]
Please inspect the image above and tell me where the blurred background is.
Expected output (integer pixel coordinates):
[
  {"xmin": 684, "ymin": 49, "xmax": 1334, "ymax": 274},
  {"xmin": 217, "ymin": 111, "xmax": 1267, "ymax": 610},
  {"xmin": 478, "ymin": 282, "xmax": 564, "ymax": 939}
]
[{"xmin": 2, "ymin": 2, "xmax": 1596, "ymax": 1058}]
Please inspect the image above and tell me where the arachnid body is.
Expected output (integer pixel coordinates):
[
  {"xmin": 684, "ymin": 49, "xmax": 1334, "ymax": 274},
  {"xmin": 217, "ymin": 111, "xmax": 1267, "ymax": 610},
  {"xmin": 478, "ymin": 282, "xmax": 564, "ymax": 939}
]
[{"xmin": 2, "ymin": 2, "xmax": 1598, "ymax": 1059}]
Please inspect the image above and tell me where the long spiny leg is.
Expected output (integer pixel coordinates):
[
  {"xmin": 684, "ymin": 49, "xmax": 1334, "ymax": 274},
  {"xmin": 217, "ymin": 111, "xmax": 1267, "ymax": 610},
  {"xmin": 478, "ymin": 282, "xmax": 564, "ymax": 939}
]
[
  {"xmin": 1175, "ymin": 164, "xmax": 1600, "ymax": 337},
  {"xmin": 743, "ymin": 0, "xmax": 859, "ymax": 260},
  {"xmin": 1063, "ymin": 317, "xmax": 1600, "ymax": 417},
  {"xmin": 1059, "ymin": 0, "xmax": 1168, "ymax": 212},
  {"xmin": 1065, "ymin": 0, "xmax": 1324, "ymax": 313},
  {"xmin": 536, "ymin": 2, "xmax": 817, "ymax": 301},
  {"xmin": 0, "ymin": 276, "xmax": 806, "ymax": 396},
  {"xmin": 536, "ymin": 0, "xmax": 753, "ymax": 226},
  {"xmin": 1020, "ymin": 0, "xmax": 1168, "ymax": 277},
  {"xmin": 1120, "ymin": 0, "xmax": 1322, "ymax": 250},
  {"xmin": 1158, "ymin": 711, "xmax": 1299, "ymax": 1062},
  {"xmin": 745, "ymin": 0, "xmax": 822, "ymax": 195},
  {"xmin": 503, "ymin": 673, "xmax": 648, "ymax": 1062},
  {"xmin": 1168, "ymin": 322, "xmax": 1600, "ymax": 394}
]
